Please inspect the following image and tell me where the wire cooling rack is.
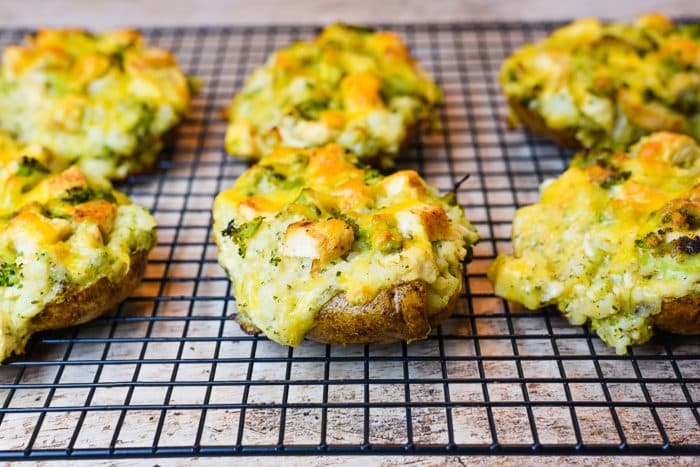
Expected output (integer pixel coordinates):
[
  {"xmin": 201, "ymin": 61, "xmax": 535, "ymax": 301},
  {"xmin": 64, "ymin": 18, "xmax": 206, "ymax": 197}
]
[{"xmin": 0, "ymin": 22, "xmax": 699, "ymax": 460}]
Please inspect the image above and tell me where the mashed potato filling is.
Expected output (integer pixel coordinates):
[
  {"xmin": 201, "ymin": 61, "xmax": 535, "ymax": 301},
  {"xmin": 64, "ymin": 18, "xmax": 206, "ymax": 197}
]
[
  {"xmin": 489, "ymin": 132, "xmax": 700, "ymax": 353},
  {"xmin": 213, "ymin": 144, "xmax": 478, "ymax": 346}
]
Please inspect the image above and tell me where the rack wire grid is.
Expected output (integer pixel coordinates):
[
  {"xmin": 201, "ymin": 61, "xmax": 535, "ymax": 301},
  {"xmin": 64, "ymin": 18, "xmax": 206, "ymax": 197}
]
[{"xmin": 0, "ymin": 22, "xmax": 699, "ymax": 461}]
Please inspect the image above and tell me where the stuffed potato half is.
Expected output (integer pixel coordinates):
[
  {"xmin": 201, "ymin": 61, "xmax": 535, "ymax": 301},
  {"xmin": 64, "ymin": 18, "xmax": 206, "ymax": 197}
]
[
  {"xmin": 501, "ymin": 14, "xmax": 700, "ymax": 150},
  {"xmin": 224, "ymin": 23, "xmax": 442, "ymax": 167},
  {"xmin": 213, "ymin": 144, "xmax": 478, "ymax": 346},
  {"xmin": 0, "ymin": 28, "xmax": 194, "ymax": 180},
  {"xmin": 488, "ymin": 132, "xmax": 700, "ymax": 353},
  {"xmin": 0, "ymin": 132, "xmax": 157, "ymax": 361}
]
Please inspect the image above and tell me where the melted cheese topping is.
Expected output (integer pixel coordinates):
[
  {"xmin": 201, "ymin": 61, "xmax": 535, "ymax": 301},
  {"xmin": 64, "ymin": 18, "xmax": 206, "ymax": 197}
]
[
  {"xmin": 488, "ymin": 132, "xmax": 700, "ymax": 353},
  {"xmin": 0, "ymin": 28, "xmax": 193, "ymax": 179},
  {"xmin": 213, "ymin": 144, "xmax": 478, "ymax": 346},
  {"xmin": 0, "ymin": 133, "xmax": 157, "ymax": 361},
  {"xmin": 224, "ymin": 23, "xmax": 442, "ymax": 166},
  {"xmin": 501, "ymin": 14, "xmax": 700, "ymax": 149}
]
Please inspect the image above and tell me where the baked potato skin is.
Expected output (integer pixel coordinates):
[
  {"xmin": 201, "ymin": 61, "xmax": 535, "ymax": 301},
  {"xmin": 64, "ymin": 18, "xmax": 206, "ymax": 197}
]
[
  {"xmin": 308, "ymin": 280, "xmax": 461, "ymax": 345},
  {"xmin": 214, "ymin": 144, "xmax": 478, "ymax": 346},
  {"xmin": 31, "ymin": 250, "xmax": 148, "ymax": 333},
  {"xmin": 507, "ymin": 96, "xmax": 581, "ymax": 149},
  {"xmin": 657, "ymin": 296, "xmax": 700, "ymax": 335},
  {"xmin": 501, "ymin": 14, "xmax": 700, "ymax": 150},
  {"xmin": 234, "ymin": 280, "xmax": 457, "ymax": 344}
]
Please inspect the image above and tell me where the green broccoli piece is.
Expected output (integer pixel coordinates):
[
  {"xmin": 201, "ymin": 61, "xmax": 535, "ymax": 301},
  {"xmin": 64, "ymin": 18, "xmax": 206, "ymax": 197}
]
[
  {"xmin": 221, "ymin": 217, "xmax": 263, "ymax": 257},
  {"xmin": 0, "ymin": 262, "xmax": 21, "ymax": 287}
]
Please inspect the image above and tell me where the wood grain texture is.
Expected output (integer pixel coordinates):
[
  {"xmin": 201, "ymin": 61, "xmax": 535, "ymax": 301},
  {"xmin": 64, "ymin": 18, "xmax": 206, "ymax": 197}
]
[{"xmin": 23, "ymin": 456, "xmax": 700, "ymax": 466}]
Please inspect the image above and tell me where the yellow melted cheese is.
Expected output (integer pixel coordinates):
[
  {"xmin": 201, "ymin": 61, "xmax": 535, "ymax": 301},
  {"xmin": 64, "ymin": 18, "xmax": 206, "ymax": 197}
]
[
  {"xmin": 213, "ymin": 144, "xmax": 478, "ymax": 346},
  {"xmin": 488, "ymin": 132, "xmax": 700, "ymax": 353},
  {"xmin": 0, "ymin": 28, "xmax": 194, "ymax": 179},
  {"xmin": 224, "ymin": 23, "xmax": 442, "ymax": 166},
  {"xmin": 500, "ymin": 14, "xmax": 700, "ymax": 149},
  {"xmin": 0, "ymin": 132, "xmax": 157, "ymax": 361}
]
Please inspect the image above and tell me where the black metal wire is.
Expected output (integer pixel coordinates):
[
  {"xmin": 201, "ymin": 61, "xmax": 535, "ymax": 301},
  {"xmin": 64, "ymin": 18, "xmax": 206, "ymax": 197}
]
[{"xmin": 0, "ymin": 22, "xmax": 698, "ymax": 460}]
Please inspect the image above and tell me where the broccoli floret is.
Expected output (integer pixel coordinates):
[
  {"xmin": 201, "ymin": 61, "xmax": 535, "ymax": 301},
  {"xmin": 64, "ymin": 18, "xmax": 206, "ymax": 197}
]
[
  {"xmin": 0, "ymin": 262, "xmax": 21, "ymax": 287},
  {"xmin": 295, "ymin": 98, "xmax": 330, "ymax": 121},
  {"xmin": 60, "ymin": 187, "xmax": 116, "ymax": 205},
  {"xmin": 16, "ymin": 156, "xmax": 49, "ymax": 177},
  {"xmin": 222, "ymin": 218, "xmax": 263, "ymax": 257}
]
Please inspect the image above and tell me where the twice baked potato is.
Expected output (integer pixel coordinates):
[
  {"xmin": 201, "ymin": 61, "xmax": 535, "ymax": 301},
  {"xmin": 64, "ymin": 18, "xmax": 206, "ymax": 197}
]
[
  {"xmin": 501, "ymin": 14, "xmax": 700, "ymax": 150},
  {"xmin": 213, "ymin": 144, "xmax": 478, "ymax": 346},
  {"xmin": 0, "ymin": 133, "xmax": 157, "ymax": 361},
  {"xmin": 0, "ymin": 28, "xmax": 194, "ymax": 180},
  {"xmin": 488, "ymin": 132, "xmax": 700, "ymax": 353},
  {"xmin": 224, "ymin": 23, "xmax": 442, "ymax": 167}
]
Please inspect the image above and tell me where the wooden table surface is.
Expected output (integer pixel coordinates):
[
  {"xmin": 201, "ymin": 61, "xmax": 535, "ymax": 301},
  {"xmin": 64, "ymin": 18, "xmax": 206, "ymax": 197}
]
[
  {"xmin": 0, "ymin": 0, "xmax": 698, "ymax": 27},
  {"xmin": 0, "ymin": 2, "xmax": 699, "ymax": 465}
]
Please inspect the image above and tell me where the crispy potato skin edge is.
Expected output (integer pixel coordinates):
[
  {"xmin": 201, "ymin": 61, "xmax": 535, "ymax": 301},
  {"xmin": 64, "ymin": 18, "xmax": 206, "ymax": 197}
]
[
  {"xmin": 233, "ymin": 279, "xmax": 462, "ymax": 345},
  {"xmin": 657, "ymin": 296, "xmax": 700, "ymax": 335},
  {"xmin": 507, "ymin": 97, "xmax": 582, "ymax": 149},
  {"xmin": 306, "ymin": 279, "xmax": 461, "ymax": 345},
  {"xmin": 29, "ymin": 250, "xmax": 149, "ymax": 333}
]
